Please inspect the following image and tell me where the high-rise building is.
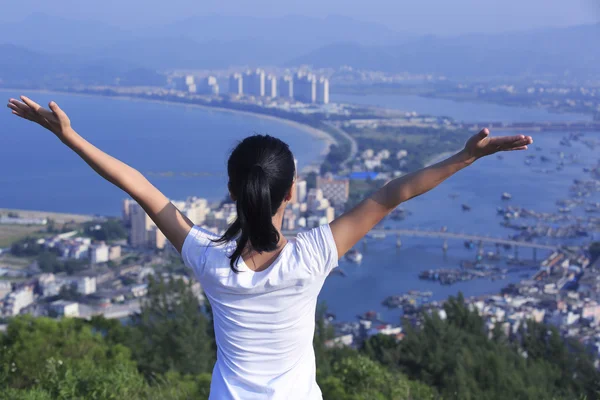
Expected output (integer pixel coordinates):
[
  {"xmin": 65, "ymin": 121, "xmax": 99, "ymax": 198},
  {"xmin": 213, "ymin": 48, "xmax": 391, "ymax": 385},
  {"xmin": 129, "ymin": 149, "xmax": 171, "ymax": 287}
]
[
  {"xmin": 229, "ymin": 73, "xmax": 243, "ymax": 96},
  {"xmin": 278, "ymin": 75, "xmax": 294, "ymax": 99},
  {"xmin": 184, "ymin": 75, "xmax": 197, "ymax": 93},
  {"xmin": 129, "ymin": 202, "xmax": 153, "ymax": 248},
  {"xmin": 173, "ymin": 197, "xmax": 210, "ymax": 225},
  {"xmin": 317, "ymin": 174, "xmax": 350, "ymax": 206},
  {"xmin": 199, "ymin": 76, "xmax": 219, "ymax": 95},
  {"xmin": 296, "ymin": 180, "xmax": 307, "ymax": 203},
  {"xmin": 122, "ymin": 198, "xmax": 134, "ymax": 224},
  {"xmin": 316, "ymin": 77, "xmax": 330, "ymax": 104},
  {"xmin": 294, "ymin": 72, "xmax": 316, "ymax": 103},
  {"xmin": 148, "ymin": 226, "xmax": 166, "ymax": 250},
  {"xmin": 245, "ymin": 69, "xmax": 266, "ymax": 97},
  {"xmin": 265, "ymin": 75, "xmax": 277, "ymax": 98}
]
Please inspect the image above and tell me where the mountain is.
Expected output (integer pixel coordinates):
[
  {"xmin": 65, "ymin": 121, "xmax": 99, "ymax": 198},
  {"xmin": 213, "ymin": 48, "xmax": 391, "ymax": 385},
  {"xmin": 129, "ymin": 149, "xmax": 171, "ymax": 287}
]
[
  {"xmin": 0, "ymin": 13, "xmax": 408, "ymax": 70},
  {"xmin": 0, "ymin": 13, "xmax": 137, "ymax": 54},
  {"xmin": 0, "ymin": 44, "xmax": 165, "ymax": 87},
  {"xmin": 149, "ymin": 14, "xmax": 406, "ymax": 47},
  {"xmin": 288, "ymin": 23, "xmax": 600, "ymax": 78}
]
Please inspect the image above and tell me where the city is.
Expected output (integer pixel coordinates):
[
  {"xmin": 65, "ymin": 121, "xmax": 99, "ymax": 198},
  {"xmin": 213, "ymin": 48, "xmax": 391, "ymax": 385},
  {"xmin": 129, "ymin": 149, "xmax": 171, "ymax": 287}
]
[{"xmin": 1, "ymin": 5, "xmax": 600, "ymax": 400}]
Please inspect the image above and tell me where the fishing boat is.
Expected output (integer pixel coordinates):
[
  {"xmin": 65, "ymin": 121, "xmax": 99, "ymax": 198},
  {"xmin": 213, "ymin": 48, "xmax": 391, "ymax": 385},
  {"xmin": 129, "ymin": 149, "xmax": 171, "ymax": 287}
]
[
  {"xmin": 345, "ymin": 249, "xmax": 363, "ymax": 263},
  {"xmin": 501, "ymin": 192, "xmax": 512, "ymax": 200},
  {"xmin": 461, "ymin": 204, "xmax": 472, "ymax": 211}
]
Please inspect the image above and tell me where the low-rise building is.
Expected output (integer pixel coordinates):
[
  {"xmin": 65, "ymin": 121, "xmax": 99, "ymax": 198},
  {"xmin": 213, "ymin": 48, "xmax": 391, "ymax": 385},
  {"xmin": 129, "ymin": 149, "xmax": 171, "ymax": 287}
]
[{"xmin": 49, "ymin": 300, "xmax": 79, "ymax": 317}]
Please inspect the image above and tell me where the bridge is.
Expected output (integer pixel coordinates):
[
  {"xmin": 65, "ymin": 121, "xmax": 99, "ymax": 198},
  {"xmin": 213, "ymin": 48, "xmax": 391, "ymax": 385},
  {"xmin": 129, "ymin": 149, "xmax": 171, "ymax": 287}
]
[{"xmin": 283, "ymin": 229, "xmax": 557, "ymax": 251}]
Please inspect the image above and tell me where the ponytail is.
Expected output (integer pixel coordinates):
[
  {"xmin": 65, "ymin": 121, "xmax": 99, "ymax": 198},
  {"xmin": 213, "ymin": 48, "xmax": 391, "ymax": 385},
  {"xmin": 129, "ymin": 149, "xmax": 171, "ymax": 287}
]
[{"xmin": 214, "ymin": 135, "xmax": 295, "ymax": 272}]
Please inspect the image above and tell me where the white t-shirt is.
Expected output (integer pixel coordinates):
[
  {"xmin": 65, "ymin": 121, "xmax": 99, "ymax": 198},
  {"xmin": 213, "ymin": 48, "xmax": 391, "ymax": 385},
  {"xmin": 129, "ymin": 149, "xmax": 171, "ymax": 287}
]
[{"xmin": 181, "ymin": 224, "xmax": 339, "ymax": 400}]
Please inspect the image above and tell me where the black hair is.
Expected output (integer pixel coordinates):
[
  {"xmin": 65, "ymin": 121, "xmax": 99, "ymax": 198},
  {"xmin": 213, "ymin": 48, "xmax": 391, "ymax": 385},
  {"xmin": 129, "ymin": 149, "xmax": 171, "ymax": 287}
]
[{"xmin": 214, "ymin": 134, "xmax": 295, "ymax": 271}]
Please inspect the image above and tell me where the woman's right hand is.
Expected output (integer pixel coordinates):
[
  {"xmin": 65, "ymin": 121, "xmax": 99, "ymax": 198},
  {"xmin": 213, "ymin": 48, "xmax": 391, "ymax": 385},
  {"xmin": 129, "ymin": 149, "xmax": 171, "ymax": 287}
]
[{"xmin": 7, "ymin": 96, "xmax": 73, "ymax": 141}]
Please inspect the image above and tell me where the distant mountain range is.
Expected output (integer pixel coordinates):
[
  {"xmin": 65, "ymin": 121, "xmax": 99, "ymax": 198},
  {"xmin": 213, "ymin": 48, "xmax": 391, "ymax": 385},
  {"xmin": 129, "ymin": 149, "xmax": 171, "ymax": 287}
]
[
  {"xmin": 0, "ymin": 13, "xmax": 598, "ymax": 84},
  {"xmin": 289, "ymin": 24, "xmax": 600, "ymax": 77}
]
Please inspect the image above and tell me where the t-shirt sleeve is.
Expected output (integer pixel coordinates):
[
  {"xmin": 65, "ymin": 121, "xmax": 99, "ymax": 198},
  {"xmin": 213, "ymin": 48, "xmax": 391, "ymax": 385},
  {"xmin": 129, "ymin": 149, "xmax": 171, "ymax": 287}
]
[
  {"xmin": 181, "ymin": 226, "xmax": 218, "ymax": 275},
  {"xmin": 296, "ymin": 223, "xmax": 339, "ymax": 276}
]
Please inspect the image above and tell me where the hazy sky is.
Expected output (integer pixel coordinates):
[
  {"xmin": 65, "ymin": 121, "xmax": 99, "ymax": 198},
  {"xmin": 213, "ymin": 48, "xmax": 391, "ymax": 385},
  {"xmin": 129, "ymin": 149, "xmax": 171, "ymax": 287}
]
[{"xmin": 1, "ymin": 0, "xmax": 598, "ymax": 35}]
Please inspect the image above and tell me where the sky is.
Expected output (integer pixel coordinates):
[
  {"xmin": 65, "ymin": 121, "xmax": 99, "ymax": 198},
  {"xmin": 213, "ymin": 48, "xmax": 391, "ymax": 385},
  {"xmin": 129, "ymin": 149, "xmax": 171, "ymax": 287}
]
[{"xmin": 0, "ymin": 0, "xmax": 598, "ymax": 35}]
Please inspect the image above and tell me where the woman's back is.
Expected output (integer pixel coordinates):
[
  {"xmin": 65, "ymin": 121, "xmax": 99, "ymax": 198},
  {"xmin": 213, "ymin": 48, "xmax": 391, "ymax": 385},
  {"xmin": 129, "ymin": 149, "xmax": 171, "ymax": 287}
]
[{"xmin": 182, "ymin": 224, "xmax": 338, "ymax": 400}]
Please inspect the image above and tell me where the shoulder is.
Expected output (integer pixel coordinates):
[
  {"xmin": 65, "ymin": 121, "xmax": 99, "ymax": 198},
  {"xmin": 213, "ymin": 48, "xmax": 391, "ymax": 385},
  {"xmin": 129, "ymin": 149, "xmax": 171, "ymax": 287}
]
[
  {"xmin": 294, "ymin": 224, "xmax": 339, "ymax": 276},
  {"xmin": 181, "ymin": 226, "xmax": 222, "ymax": 273}
]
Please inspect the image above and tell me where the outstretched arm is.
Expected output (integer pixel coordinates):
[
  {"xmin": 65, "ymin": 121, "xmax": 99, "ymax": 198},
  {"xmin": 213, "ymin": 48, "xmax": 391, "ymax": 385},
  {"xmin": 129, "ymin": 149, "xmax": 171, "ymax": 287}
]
[
  {"xmin": 7, "ymin": 96, "xmax": 193, "ymax": 252},
  {"xmin": 330, "ymin": 128, "xmax": 533, "ymax": 258}
]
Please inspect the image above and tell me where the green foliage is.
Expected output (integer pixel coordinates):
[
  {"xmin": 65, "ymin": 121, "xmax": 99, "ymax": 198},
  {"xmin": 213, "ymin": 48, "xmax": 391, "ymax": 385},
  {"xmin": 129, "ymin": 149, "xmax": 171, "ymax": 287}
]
[
  {"xmin": 10, "ymin": 237, "xmax": 45, "ymax": 257},
  {"xmin": 0, "ymin": 316, "xmax": 145, "ymax": 399},
  {"xmin": 83, "ymin": 219, "xmax": 128, "ymax": 242},
  {"xmin": 10, "ymin": 237, "xmax": 88, "ymax": 274},
  {"xmin": 320, "ymin": 353, "xmax": 437, "ymax": 400},
  {"xmin": 361, "ymin": 294, "xmax": 600, "ymax": 400},
  {"xmin": 125, "ymin": 275, "xmax": 215, "ymax": 377}
]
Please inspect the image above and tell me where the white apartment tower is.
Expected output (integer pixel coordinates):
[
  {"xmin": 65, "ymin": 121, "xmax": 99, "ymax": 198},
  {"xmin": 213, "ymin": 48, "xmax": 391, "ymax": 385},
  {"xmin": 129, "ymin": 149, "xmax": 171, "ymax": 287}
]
[
  {"xmin": 265, "ymin": 75, "xmax": 277, "ymax": 98},
  {"xmin": 129, "ymin": 202, "xmax": 153, "ymax": 248},
  {"xmin": 294, "ymin": 72, "xmax": 316, "ymax": 103},
  {"xmin": 245, "ymin": 69, "xmax": 266, "ymax": 97},
  {"xmin": 228, "ymin": 73, "xmax": 243, "ymax": 95},
  {"xmin": 278, "ymin": 75, "xmax": 294, "ymax": 99},
  {"xmin": 316, "ymin": 77, "xmax": 330, "ymax": 104}
]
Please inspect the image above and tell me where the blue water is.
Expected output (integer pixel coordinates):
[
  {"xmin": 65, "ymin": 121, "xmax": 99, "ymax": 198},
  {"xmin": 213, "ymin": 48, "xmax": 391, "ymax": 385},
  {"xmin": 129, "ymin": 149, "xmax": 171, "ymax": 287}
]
[
  {"xmin": 1, "ymin": 90, "xmax": 598, "ymax": 323},
  {"xmin": 319, "ymin": 131, "xmax": 600, "ymax": 321},
  {"xmin": 331, "ymin": 93, "xmax": 592, "ymax": 123},
  {"xmin": 0, "ymin": 90, "xmax": 326, "ymax": 215}
]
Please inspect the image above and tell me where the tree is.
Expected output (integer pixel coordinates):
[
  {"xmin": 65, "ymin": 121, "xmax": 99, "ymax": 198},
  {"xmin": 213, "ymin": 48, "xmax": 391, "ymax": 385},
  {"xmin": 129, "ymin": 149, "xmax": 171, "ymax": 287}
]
[
  {"xmin": 84, "ymin": 219, "xmax": 128, "ymax": 242},
  {"xmin": 128, "ymin": 275, "xmax": 215, "ymax": 377},
  {"xmin": 0, "ymin": 316, "xmax": 141, "ymax": 392},
  {"xmin": 320, "ymin": 353, "xmax": 437, "ymax": 400}
]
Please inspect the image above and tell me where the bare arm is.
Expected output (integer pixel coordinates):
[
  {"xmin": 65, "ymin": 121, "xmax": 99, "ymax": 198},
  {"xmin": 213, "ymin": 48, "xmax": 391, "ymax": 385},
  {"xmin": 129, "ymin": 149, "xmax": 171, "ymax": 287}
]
[
  {"xmin": 330, "ymin": 129, "xmax": 533, "ymax": 258},
  {"xmin": 8, "ymin": 96, "xmax": 193, "ymax": 253}
]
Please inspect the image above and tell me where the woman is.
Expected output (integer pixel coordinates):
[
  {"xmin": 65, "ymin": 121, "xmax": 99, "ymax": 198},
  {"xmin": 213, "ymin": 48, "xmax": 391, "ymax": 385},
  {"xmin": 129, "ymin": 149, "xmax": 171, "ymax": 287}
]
[{"xmin": 7, "ymin": 96, "xmax": 532, "ymax": 399}]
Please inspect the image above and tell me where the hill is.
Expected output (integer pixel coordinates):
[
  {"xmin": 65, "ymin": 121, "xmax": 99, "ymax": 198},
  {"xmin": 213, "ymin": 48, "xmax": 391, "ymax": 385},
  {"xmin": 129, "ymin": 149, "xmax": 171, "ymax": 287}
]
[{"xmin": 288, "ymin": 23, "xmax": 600, "ymax": 78}]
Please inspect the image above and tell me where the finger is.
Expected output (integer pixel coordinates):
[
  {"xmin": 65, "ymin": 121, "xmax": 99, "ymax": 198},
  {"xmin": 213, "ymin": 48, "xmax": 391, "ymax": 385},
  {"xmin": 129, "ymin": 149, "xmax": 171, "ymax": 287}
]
[
  {"xmin": 11, "ymin": 110, "xmax": 31, "ymax": 120},
  {"xmin": 7, "ymin": 103, "xmax": 21, "ymax": 113},
  {"xmin": 477, "ymin": 128, "xmax": 490, "ymax": 139},
  {"xmin": 8, "ymin": 99, "xmax": 32, "ymax": 113},
  {"xmin": 48, "ymin": 101, "xmax": 67, "ymax": 121},
  {"xmin": 505, "ymin": 145, "xmax": 528, "ymax": 151},
  {"xmin": 20, "ymin": 96, "xmax": 42, "ymax": 113},
  {"xmin": 8, "ymin": 104, "xmax": 33, "ymax": 121}
]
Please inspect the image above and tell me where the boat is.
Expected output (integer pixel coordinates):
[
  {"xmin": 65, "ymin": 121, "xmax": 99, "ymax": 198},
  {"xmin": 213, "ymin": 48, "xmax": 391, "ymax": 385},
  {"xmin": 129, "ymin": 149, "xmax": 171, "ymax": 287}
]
[
  {"xmin": 464, "ymin": 240, "xmax": 474, "ymax": 249},
  {"xmin": 368, "ymin": 232, "xmax": 386, "ymax": 240},
  {"xmin": 501, "ymin": 192, "xmax": 512, "ymax": 200},
  {"xmin": 345, "ymin": 249, "xmax": 363, "ymax": 263},
  {"xmin": 461, "ymin": 204, "xmax": 471, "ymax": 211}
]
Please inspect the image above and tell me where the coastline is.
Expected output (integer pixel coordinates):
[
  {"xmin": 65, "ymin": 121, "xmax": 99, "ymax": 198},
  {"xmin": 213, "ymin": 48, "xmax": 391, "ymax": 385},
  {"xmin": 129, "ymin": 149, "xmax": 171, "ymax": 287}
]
[
  {"xmin": 1, "ymin": 88, "xmax": 336, "ymax": 164},
  {"xmin": 0, "ymin": 208, "xmax": 95, "ymax": 224}
]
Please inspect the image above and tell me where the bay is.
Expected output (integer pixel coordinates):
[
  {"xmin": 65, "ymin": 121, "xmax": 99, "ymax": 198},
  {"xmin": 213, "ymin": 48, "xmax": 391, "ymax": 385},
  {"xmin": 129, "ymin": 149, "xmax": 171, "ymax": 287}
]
[{"xmin": 0, "ymin": 90, "xmax": 328, "ymax": 215}]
